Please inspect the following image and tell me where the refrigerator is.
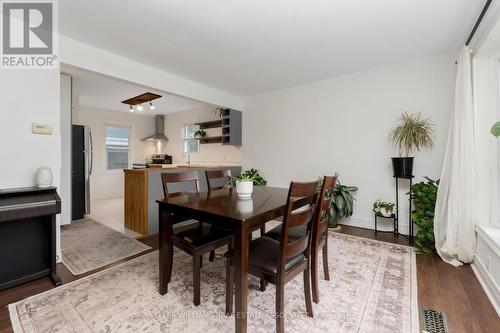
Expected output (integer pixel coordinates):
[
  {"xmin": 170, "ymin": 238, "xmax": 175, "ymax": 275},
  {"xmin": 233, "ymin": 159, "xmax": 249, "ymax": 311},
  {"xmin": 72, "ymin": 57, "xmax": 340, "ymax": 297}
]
[{"xmin": 72, "ymin": 125, "xmax": 93, "ymax": 220}]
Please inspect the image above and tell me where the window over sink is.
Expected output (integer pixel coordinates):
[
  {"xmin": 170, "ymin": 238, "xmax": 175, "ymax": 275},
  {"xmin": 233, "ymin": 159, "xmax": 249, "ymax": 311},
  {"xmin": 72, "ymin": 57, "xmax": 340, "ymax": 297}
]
[
  {"xmin": 183, "ymin": 123, "xmax": 199, "ymax": 154},
  {"xmin": 106, "ymin": 125, "xmax": 130, "ymax": 170}
]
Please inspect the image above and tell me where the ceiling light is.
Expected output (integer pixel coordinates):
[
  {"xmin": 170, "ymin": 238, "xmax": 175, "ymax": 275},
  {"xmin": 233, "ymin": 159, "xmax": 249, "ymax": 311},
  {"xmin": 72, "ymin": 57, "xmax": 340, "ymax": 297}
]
[
  {"xmin": 129, "ymin": 105, "xmax": 134, "ymax": 112},
  {"xmin": 149, "ymin": 101, "xmax": 155, "ymax": 110},
  {"xmin": 137, "ymin": 104, "xmax": 143, "ymax": 111}
]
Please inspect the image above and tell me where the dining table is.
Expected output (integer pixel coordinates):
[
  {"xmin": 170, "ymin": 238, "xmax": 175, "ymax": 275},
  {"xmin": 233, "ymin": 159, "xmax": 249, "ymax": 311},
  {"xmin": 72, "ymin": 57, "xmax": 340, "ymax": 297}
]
[{"xmin": 156, "ymin": 186, "xmax": 290, "ymax": 333}]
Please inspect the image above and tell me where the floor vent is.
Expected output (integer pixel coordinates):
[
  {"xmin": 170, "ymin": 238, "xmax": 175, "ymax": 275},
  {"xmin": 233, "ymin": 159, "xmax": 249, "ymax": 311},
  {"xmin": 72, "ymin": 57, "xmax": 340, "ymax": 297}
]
[{"xmin": 420, "ymin": 307, "xmax": 449, "ymax": 333}]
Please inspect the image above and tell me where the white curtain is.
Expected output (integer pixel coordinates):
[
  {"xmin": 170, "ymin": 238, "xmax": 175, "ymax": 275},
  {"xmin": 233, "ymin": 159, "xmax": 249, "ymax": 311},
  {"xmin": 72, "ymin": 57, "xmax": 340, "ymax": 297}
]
[{"xmin": 434, "ymin": 46, "xmax": 477, "ymax": 266}]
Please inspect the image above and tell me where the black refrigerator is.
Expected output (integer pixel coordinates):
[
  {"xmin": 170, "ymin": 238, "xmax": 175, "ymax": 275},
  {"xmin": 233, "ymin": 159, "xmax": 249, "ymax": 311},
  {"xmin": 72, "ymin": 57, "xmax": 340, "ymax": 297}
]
[{"xmin": 72, "ymin": 125, "xmax": 93, "ymax": 221}]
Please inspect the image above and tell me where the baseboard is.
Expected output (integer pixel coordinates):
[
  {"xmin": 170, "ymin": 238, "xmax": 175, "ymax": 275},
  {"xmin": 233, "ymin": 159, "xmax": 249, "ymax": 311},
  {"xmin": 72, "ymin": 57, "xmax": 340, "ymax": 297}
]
[
  {"xmin": 339, "ymin": 216, "xmax": 412, "ymax": 235},
  {"xmin": 471, "ymin": 257, "xmax": 500, "ymax": 316}
]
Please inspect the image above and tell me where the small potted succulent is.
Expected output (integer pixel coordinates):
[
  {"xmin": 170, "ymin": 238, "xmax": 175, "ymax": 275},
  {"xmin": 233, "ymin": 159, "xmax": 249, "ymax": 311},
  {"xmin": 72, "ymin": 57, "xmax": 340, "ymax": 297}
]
[
  {"xmin": 228, "ymin": 169, "xmax": 267, "ymax": 199},
  {"xmin": 373, "ymin": 199, "xmax": 395, "ymax": 217}
]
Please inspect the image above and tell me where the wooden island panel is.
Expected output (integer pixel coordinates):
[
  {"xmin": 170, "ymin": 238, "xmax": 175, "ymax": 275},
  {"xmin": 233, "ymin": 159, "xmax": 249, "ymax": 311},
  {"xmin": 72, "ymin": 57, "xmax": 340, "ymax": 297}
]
[
  {"xmin": 124, "ymin": 165, "xmax": 242, "ymax": 236},
  {"xmin": 124, "ymin": 169, "xmax": 148, "ymax": 235}
]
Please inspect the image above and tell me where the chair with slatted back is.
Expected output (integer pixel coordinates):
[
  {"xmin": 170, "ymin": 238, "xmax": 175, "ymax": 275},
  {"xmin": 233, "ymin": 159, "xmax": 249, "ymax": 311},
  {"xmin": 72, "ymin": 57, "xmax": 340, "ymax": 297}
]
[
  {"xmin": 205, "ymin": 169, "xmax": 268, "ymax": 237},
  {"xmin": 264, "ymin": 175, "xmax": 337, "ymax": 304},
  {"xmin": 205, "ymin": 169, "xmax": 232, "ymax": 191},
  {"xmin": 225, "ymin": 180, "xmax": 320, "ymax": 333},
  {"xmin": 161, "ymin": 171, "xmax": 233, "ymax": 306}
]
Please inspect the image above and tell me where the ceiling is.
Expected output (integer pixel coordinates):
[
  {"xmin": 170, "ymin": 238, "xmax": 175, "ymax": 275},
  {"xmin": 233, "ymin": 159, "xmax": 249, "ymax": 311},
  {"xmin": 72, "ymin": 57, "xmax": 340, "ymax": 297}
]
[
  {"xmin": 64, "ymin": 67, "xmax": 209, "ymax": 115},
  {"xmin": 60, "ymin": 0, "xmax": 484, "ymax": 96}
]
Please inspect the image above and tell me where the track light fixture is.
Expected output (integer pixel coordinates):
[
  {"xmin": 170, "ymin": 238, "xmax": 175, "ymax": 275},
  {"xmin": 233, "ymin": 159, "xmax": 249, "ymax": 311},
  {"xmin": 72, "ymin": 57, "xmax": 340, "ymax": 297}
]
[{"xmin": 121, "ymin": 92, "xmax": 162, "ymax": 113}]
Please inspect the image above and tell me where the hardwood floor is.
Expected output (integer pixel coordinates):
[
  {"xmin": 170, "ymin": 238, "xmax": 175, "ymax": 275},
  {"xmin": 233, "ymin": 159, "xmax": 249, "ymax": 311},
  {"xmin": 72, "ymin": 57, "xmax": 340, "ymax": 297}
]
[
  {"xmin": 338, "ymin": 225, "xmax": 500, "ymax": 333},
  {"xmin": 1, "ymin": 227, "xmax": 499, "ymax": 332}
]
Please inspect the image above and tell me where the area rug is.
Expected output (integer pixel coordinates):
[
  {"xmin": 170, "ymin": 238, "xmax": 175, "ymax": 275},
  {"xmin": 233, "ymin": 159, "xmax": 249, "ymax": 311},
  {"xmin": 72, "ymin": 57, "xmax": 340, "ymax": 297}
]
[
  {"xmin": 60, "ymin": 218, "xmax": 151, "ymax": 275},
  {"xmin": 10, "ymin": 232, "xmax": 418, "ymax": 333}
]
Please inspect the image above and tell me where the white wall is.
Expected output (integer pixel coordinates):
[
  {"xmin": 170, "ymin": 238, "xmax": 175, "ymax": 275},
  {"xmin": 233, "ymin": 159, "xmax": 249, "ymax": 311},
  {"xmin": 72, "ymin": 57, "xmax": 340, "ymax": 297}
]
[
  {"xmin": 0, "ymin": 69, "xmax": 61, "ymax": 255},
  {"xmin": 60, "ymin": 74, "xmax": 72, "ymax": 225},
  {"xmin": 60, "ymin": 36, "xmax": 243, "ymax": 110},
  {"xmin": 164, "ymin": 106, "xmax": 242, "ymax": 164},
  {"xmin": 242, "ymin": 54, "xmax": 455, "ymax": 233},
  {"xmin": 72, "ymin": 106, "xmax": 156, "ymax": 199}
]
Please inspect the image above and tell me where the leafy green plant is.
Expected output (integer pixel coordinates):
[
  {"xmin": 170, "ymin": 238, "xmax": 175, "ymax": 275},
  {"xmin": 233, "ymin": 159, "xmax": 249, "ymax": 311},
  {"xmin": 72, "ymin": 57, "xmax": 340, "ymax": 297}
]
[
  {"xmin": 212, "ymin": 107, "xmax": 227, "ymax": 118},
  {"xmin": 491, "ymin": 121, "xmax": 500, "ymax": 137},
  {"xmin": 328, "ymin": 182, "xmax": 358, "ymax": 228},
  {"xmin": 229, "ymin": 169, "xmax": 267, "ymax": 186},
  {"xmin": 372, "ymin": 199, "xmax": 395, "ymax": 214},
  {"xmin": 194, "ymin": 129, "xmax": 207, "ymax": 137},
  {"xmin": 388, "ymin": 112, "xmax": 435, "ymax": 156},
  {"xmin": 408, "ymin": 177, "xmax": 439, "ymax": 254}
]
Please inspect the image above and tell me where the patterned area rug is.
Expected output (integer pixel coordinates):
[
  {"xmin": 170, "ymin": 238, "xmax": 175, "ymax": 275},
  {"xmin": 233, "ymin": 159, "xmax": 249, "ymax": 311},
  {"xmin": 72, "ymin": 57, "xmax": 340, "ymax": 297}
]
[
  {"xmin": 61, "ymin": 219, "xmax": 151, "ymax": 275},
  {"xmin": 10, "ymin": 232, "xmax": 417, "ymax": 333}
]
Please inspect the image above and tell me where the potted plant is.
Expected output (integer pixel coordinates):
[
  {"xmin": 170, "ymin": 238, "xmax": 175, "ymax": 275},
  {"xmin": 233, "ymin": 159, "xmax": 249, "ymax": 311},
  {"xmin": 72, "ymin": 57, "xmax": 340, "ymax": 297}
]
[
  {"xmin": 194, "ymin": 129, "xmax": 207, "ymax": 137},
  {"xmin": 328, "ymin": 181, "xmax": 358, "ymax": 228},
  {"xmin": 212, "ymin": 107, "xmax": 228, "ymax": 118},
  {"xmin": 228, "ymin": 169, "xmax": 267, "ymax": 199},
  {"xmin": 408, "ymin": 177, "xmax": 439, "ymax": 254},
  {"xmin": 372, "ymin": 199, "xmax": 395, "ymax": 217},
  {"xmin": 388, "ymin": 112, "xmax": 435, "ymax": 178}
]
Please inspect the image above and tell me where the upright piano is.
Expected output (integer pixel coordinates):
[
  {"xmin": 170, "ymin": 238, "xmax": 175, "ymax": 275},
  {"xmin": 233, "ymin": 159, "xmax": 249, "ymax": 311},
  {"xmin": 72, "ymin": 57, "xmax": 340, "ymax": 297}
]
[{"xmin": 0, "ymin": 186, "xmax": 62, "ymax": 290}]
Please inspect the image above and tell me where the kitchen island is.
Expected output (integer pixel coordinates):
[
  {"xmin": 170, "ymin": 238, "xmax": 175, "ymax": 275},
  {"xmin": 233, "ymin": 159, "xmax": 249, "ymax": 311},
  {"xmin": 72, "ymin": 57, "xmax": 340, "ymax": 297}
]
[{"xmin": 124, "ymin": 165, "xmax": 242, "ymax": 236}]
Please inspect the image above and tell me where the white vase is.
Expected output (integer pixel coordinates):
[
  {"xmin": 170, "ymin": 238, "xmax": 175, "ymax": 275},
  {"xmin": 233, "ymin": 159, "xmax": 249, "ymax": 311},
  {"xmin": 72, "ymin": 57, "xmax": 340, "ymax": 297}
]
[
  {"xmin": 235, "ymin": 180, "xmax": 253, "ymax": 199},
  {"xmin": 380, "ymin": 207, "xmax": 393, "ymax": 217},
  {"xmin": 36, "ymin": 167, "xmax": 53, "ymax": 187}
]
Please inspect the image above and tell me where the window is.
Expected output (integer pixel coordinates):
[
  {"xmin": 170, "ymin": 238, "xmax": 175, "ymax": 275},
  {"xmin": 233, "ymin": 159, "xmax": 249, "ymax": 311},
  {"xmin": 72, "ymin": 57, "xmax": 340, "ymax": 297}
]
[
  {"xmin": 183, "ymin": 123, "xmax": 199, "ymax": 154},
  {"xmin": 106, "ymin": 126, "xmax": 130, "ymax": 170}
]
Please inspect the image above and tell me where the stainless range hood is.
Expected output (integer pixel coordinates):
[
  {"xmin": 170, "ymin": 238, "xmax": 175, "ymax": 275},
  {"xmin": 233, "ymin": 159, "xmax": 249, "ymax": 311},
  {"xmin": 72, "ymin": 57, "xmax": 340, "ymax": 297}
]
[{"xmin": 141, "ymin": 114, "xmax": 169, "ymax": 142}]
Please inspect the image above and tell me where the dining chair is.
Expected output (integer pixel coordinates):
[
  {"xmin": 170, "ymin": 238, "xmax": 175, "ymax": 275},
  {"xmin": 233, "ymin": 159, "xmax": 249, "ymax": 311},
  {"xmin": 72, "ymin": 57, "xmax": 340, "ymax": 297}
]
[
  {"xmin": 264, "ymin": 175, "xmax": 337, "ymax": 303},
  {"xmin": 205, "ymin": 169, "xmax": 267, "ymax": 237},
  {"xmin": 205, "ymin": 169, "xmax": 232, "ymax": 191},
  {"xmin": 225, "ymin": 180, "xmax": 320, "ymax": 333},
  {"xmin": 161, "ymin": 171, "xmax": 233, "ymax": 306}
]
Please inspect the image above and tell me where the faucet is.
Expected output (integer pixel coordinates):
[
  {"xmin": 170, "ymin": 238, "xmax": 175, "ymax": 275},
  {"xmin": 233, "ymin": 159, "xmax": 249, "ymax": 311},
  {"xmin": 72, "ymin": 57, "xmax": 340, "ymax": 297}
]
[{"xmin": 187, "ymin": 154, "xmax": 191, "ymax": 165}]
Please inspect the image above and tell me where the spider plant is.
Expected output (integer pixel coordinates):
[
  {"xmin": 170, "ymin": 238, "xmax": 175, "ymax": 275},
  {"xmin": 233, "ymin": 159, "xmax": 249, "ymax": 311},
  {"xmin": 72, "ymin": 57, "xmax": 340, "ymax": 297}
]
[
  {"xmin": 388, "ymin": 112, "xmax": 435, "ymax": 157},
  {"xmin": 388, "ymin": 112, "xmax": 435, "ymax": 177}
]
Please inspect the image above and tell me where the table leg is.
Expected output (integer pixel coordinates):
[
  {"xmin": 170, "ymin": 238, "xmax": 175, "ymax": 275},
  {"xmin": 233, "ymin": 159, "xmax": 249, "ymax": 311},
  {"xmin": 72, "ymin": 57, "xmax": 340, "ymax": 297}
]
[
  {"xmin": 234, "ymin": 223, "xmax": 249, "ymax": 333},
  {"xmin": 159, "ymin": 205, "xmax": 174, "ymax": 295}
]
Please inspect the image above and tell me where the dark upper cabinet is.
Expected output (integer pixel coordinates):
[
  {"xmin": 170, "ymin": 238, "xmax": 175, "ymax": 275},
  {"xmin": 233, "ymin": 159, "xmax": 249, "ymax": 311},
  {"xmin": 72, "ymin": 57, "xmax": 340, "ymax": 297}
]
[{"xmin": 221, "ymin": 109, "xmax": 242, "ymax": 146}]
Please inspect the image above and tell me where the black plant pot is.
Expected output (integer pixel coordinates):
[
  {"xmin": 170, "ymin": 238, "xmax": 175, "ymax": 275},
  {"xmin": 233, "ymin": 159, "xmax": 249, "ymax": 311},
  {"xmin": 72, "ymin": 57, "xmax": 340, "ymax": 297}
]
[{"xmin": 391, "ymin": 157, "xmax": 414, "ymax": 178}]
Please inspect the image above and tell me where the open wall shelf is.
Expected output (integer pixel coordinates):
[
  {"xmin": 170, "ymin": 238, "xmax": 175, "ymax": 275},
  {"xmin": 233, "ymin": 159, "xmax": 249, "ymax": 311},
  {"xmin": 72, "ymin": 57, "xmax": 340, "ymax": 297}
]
[
  {"xmin": 196, "ymin": 136, "xmax": 223, "ymax": 144},
  {"xmin": 196, "ymin": 109, "xmax": 242, "ymax": 146},
  {"xmin": 196, "ymin": 120, "xmax": 222, "ymax": 129}
]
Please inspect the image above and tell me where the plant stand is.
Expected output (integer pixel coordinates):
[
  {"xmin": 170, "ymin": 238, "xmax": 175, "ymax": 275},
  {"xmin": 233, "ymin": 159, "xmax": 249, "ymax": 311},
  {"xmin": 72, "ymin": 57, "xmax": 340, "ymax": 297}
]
[
  {"xmin": 374, "ymin": 212, "xmax": 396, "ymax": 234},
  {"xmin": 395, "ymin": 175, "xmax": 414, "ymax": 245}
]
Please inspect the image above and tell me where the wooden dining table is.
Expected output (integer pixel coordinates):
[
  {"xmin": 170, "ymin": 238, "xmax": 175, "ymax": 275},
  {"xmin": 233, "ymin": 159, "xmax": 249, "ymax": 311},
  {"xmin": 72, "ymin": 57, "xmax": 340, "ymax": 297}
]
[{"xmin": 156, "ymin": 186, "xmax": 290, "ymax": 333}]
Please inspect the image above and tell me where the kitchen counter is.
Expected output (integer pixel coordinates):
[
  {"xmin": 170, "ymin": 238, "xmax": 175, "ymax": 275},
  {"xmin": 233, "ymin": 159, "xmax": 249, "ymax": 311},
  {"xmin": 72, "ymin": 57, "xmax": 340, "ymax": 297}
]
[
  {"xmin": 124, "ymin": 165, "xmax": 242, "ymax": 236},
  {"xmin": 126, "ymin": 163, "xmax": 241, "ymax": 171}
]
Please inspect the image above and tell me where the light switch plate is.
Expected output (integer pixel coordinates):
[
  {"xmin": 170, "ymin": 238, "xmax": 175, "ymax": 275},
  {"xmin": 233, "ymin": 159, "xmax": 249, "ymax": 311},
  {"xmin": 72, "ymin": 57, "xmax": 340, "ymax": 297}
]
[{"xmin": 32, "ymin": 123, "xmax": 53, "ymax": 135}]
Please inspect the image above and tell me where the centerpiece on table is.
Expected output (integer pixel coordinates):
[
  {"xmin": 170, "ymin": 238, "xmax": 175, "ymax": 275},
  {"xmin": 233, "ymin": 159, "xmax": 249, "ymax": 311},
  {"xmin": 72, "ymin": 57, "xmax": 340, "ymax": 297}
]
[{"xmin": 228, "ymin": 169, "xmax": 267, "ymax": 199}]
